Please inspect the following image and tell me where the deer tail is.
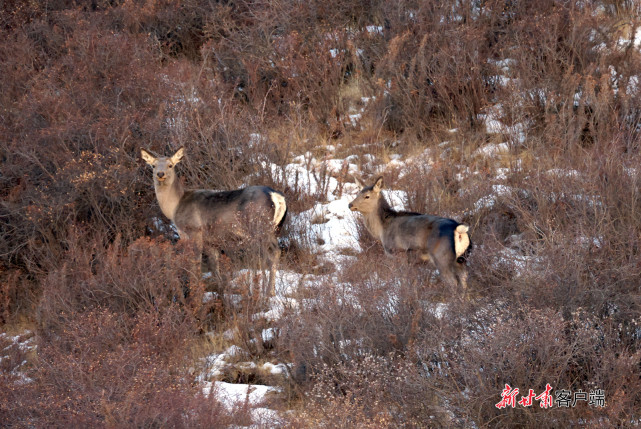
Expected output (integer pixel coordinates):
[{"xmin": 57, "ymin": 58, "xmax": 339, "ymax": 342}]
[
  {"xmin": 454, "ymin": 224, "xmax": 471, "ymax": 263},
  {"xmin": 270, "ymin": 191, "xmax": 287, "ymax": 230}
]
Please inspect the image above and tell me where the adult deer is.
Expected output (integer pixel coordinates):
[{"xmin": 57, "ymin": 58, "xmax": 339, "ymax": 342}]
[
  {"xmin": 349, "ymin": 177, "xmax": 471, "ymax": 292},
  {"xmin": 141, "ymin": 147, "xmax": 287, "ymax": 294}
]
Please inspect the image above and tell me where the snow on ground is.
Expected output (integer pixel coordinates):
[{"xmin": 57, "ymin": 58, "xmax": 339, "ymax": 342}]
[
  {"xmin": 494, "ymin": 167, "xmax": 510, "ymax": 180},
  {"xmin": 199, "ymin": 366, "xmax": 285, "ymax": 425},
  {"xmin": 617, "ymin": 25, "xmax": 641, "ymax": 50},
  {"xmin": 202, "ymin": 380, "xmax": 280, "ymax": 407},
  {"xmin": 261, "ymin": 155, "xmax": 359, "ymax": 201},
  {"xmin": 5, "ymin": 98, "xmax": 572, "ymax": 424},
  {"xmin": 0, "ymin": 331, "xmax": 36, "ymax": 385},
  {"xmin": 257, "ymin": 295, "xmax": 300, "ymax": 322},
  {"xmin": 261, "ymin": 362, "xmax": 288, "ymax": 376},
  {"xmin": 0, "ymin": 331, "xmax": 35, "ymax": 354},
  {"xmin": 294, "ymin": 198, "xmax": 361, "ymax": 257},
  {"xmin": 472, "ymin": 184, "xmax": 515, "ymax": 213},
  {"xmin": 202, "ymin": 380, "xmax": 282, "ymax": 425},
  {"xmin": 488, "ymin": 58, "xmax": 516, "ymax": 73},
  {"xmin": 474, "ymin": 142, "xmax": 510, "ymax": 158},
  {"xmin": 427, "ymin": 302, "xmax": 448, "ymax": 319},
  {"xmin": 545, "ymin": 168, "xmax": 581, "ymax": 179},
  {"xmin": 286, "ymin": 176, "xmax": 409, "ymax": 266},
  {"xmin": 194, "ymin": 150, "xmax": 427, "ymax": 422},
  {"xmin": 481, "ymin": 111, "xmax": 527, "ymax": 144},
  {"xmin": 494, "ymin": 247, "xmax": 544, "ymax": 278}
]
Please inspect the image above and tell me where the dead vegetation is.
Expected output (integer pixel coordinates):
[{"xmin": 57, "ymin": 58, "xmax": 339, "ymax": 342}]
[{"xmin": 1, "ymin": 0, "xmax": 640, "ymax": 427}]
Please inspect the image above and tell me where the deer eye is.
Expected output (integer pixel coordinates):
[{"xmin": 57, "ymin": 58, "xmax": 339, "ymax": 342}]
[
  {"xmin": 168, "ymin": 164, "xmax": 174, "ymax": 168},
  {"xmin": 364, "ymin": 195, "xmax": 370, "ymax": 199}
]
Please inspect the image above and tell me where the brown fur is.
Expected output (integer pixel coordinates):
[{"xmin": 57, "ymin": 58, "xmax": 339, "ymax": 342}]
[
  {"xmin": 141, "ymin": 147, "xmax": 287, "ymax": 294},
  {"xmin": 349, "ymin": 177, "xmax": 471, "ymax": 292}
]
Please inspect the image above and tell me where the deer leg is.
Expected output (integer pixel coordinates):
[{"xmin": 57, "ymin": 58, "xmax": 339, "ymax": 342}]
[
  {"xmin": 432, "ymin": 256, "xmax": 460, "ymax": 293},
  {"xmin": 383, "ymin": 244, "xmax": 397, "ymax": 256},
  {"xmin": 418, "ymin": 252, "xmax": 434, "ymax": 264},
  {"xmin": 203, "ymin": 246, "xmax": 223, "ymax": 283},
  {"xmin": 174, "ymin": 228, "xmax": 201, "ymax": 302},
  {"xmin": 258, "ymin": 237, "xmax": 279, "ymax": 297},
  {"xmin": 267, "ymin": 238, "xmax": 280, "ymax": 296},
  {"xmin": 440, "ymin": 268, "xmax": 459, "ymax": 291},
  {"xmin": 455, "ymin": 263, "xmax": 469, "ymax": 300},
  {"xmin": 457, "ymin": 266, "xmax": 468, "ymax": 290},
  {"xmin": 189, "ymin": 229, "xmax": 204, "ymax": 277}
]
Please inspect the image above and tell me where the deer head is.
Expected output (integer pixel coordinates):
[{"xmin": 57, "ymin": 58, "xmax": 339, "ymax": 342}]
[
  {"xmin": 348, "ymin": 176, "xmax": 384, "ymax": 215},
  {"xmin": 140, "ymin": 147, "xmax": 184, "ymax": 188}
]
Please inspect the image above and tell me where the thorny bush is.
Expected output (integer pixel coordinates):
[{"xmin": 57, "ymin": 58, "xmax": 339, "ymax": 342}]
[{"xmin": 1, "ymin": 0, "xmax": 641, "ymax": 427}]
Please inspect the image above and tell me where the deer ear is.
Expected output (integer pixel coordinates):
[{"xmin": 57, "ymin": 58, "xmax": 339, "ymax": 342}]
[
  {"xmin": 373, "ymin": 176, "xmax": 384, "ymax": 192},
  {"xmin": 171, "ymin": 147, "xmax": 185, "ymax": 164},
  {"xmin": 140, "ymin": 148, "xmax": 156, "ymax": 166},
  {"xmin": 353, "ymin": 176, "xmax": 363, "ymax": 189}
]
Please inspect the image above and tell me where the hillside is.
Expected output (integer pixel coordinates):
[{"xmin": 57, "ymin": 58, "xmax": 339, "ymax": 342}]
[{"xmin": 1, "ymin": 1, "xmax": 640, "ymax": 427}]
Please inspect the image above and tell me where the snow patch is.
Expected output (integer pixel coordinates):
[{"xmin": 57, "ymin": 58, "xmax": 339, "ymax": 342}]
[
  {"xmin": 293, "ymin": 198, "xmax": 362, "ymax": 259},
  {"xmin": 261, "ymin": 362, "xmax": 289, "ymax": 376},
  {"xmin": 203, "ymin": 381, "xmax": 280, "ymax": 411},
  {"xmin": 545, "ymin": 168, "xmax": 581, "ymax": 179},
  {"xmin": 475, "ymin": 142, "xmax": 510, "ymax": 157},
  {"xmin": 472, "ymin": 185, "xmax": 515, "ymax": 212}
]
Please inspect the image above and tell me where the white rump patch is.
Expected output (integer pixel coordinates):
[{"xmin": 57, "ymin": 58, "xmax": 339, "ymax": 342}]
[
  {"xmin": 454, "ymin": 224, "xmax": 470, "ymax": 258},
  {"xmin": 270, "ymin": 192, "xmax": 287, "ymax": 227}
]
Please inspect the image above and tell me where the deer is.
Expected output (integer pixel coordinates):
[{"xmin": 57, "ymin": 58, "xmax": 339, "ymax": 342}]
[
  {"xmin": 348, "ymin": 176, "xmax": 471, "ymax": 293},
  {"xmin": 141, "ymin": 147, "xmax": 287, "ymax": 295}
]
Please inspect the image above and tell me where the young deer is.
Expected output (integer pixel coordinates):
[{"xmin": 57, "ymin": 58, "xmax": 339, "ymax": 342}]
[
  {"xmin": 141, "ymin": 147, "xmax": 287, "ymax": 294},
  {"xmin": 349, "ymin": 177, "xmax": 471, "ymax": 292}
]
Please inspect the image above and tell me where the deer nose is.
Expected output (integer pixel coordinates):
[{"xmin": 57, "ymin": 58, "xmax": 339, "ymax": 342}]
[
  {"xmin": 157, "ymin": 172, "xmax": 165, "ymax": 178},
  {"xmin": 348, "ymin": 202, "xmax": 353, "ymax": 209}
]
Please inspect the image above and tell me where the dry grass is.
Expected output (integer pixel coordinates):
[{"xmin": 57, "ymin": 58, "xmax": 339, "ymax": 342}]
[{"xmin": 1, "ymin": 0, "xmax": 640, "ymax": 427}]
